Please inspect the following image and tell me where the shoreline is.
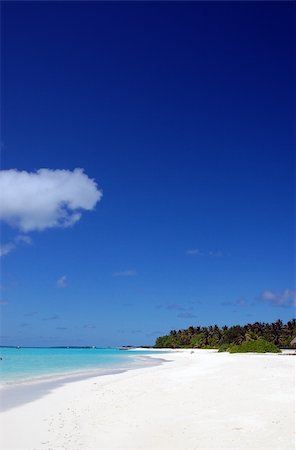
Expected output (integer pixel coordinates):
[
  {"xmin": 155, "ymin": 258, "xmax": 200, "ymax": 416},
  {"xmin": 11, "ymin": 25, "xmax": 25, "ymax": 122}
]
[
  {"xmin": 0, "ymin": 347, "xmax": 170, "ymax": 386},
  {"xmin": 0, "ymin": 349, "xmax": 294, "ymax": 450},
  {"xmin": 0, "ymin": 353, "xmax": 168, "ymax": 411}
]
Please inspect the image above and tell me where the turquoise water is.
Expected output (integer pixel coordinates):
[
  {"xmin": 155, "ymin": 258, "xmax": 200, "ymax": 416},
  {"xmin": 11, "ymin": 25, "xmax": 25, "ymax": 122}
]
[{"xmin": 0, "ymin": 347, "xmax": 164, "ymax": 384}]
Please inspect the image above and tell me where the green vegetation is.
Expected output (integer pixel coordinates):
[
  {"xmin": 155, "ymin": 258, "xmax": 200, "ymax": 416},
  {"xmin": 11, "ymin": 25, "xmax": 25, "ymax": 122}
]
[
  {"xmin": 228, "ymin": 338, "xmax": 280, "ymax": 353},
  {"xmin": 218, "ymin": 343, "xmax": 229, "ymax": 352},
  {"xmin": 155, "ymin": 319, "xmax": 296, "ymax": 352}
]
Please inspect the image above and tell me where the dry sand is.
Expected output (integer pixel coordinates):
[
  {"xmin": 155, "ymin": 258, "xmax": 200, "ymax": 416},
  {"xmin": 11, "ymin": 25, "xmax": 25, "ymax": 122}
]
[{"xmin": 0, "ymin": 349, "xmax": 294, "ymax": 450}]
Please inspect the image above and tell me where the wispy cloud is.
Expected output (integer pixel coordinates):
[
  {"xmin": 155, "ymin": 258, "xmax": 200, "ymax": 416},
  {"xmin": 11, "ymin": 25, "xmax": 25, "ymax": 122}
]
[
  {"xmin": 156, "ymin": 302, "xmax": 197, "ymax": 320},
  {"xmin": 186, "ymin": 249, "xmax": 203, "ymax": 256},
  {"xmin": 157, "ymin": 303, "xmax": 195, "ymax": 312},
  {"xmin": 24, "ymin": 311, "xmax": 38, "ymax": 317},
  {"xmin": 42, "ymin": 315, "xmax": 59, "ymax": 321},
  {"xmin": 56, "ymin": 275, "xmax": 67, "ymax": 288},
  {"xmin": 0, "ymin": 234, "xmax": 32, "ymax": 257},
  {"xmin": 56, "ymin": 326, "xmax": 67, "ymax": 330},
  {"xmin": 166, "ymin": 303, "xmax": 192, "ymax": 312},
  {"xmin": 186, "ymin": 248, "xmax": 223, "ymax": 257},
  {"xmin": 0, "ymin": 168, "xmax": 102, "ymax": 232},
  {"xmin": 112, "ymin": 270, "xmax": 137, "ymax": 277},
  {"xmin": 14, "ymin": 235, "xmax": 32, "ymax": 245},
  {"xmin": 177, "ymin": 312, "xmax": 197, "ymax": 319},
  {"xmin": 236, "ymin": 296, "xmax": 247, "ymax": 306},
  {"xmin": 208, "ymin": 250, "xmax": 223, "ymax": 257},
  {"xmin": 221, "ymin": 296, "xmax": 247, "ymax": 307},
  {"xmin": 83, "ymin": 324, "xmax": 96, "ymax": 329},
  {"xmin": 260, "ymin": 289, "xmax": 296, "ymax": 307},
  {"xmin": 0, "ymin": 242, "xmax": 16, "ymax": 257}
]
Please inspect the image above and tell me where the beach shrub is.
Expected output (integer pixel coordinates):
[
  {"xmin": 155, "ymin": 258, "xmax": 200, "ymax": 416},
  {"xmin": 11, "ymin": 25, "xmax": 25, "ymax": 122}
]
[
  {"xmin": 228, "ymin": 338, "xmax": 280, "ymax": 353},
  {"xmin": 218, "ymin": 343, "xmax": 230, "ymax": 352}
]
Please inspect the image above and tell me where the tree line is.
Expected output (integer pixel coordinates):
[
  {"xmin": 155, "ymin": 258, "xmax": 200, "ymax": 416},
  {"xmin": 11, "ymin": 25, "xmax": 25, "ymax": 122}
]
[{"xmin": 155, "ymin": 319, "xmax": 296, "ymax": 349}]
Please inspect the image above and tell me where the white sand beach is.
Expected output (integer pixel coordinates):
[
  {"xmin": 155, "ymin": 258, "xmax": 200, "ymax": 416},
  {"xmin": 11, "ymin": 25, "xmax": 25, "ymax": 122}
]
[{"xmin": 0, "ymin": 350, "xmax": 294, "ymax": 450}]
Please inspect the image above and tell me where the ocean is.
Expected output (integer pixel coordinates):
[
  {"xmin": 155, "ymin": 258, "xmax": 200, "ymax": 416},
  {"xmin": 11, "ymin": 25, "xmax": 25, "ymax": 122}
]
[{"xmin": 0, "ymin": 347, "xmax": 166, "ymax": 384}]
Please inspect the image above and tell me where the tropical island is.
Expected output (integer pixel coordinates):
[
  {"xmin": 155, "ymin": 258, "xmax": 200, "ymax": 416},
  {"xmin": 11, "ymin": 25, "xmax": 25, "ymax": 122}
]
[{"xmin": 155, "ymin": 319, "xmax": 296, "ymax": 352}]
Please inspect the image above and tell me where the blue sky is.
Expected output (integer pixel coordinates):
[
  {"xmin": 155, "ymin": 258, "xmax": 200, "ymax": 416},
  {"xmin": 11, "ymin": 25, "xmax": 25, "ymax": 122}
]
[{"xmin": 1, "ymin": 1, "xmax": 294, "ymax": 347}]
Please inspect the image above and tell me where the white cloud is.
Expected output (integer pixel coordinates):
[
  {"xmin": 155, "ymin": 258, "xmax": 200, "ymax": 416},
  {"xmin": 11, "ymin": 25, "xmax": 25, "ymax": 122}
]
[
  {"xmin": 14, "ymin": 235, "xmax": 32, "ymax": 245},
  {"xmin": 186, "ymin": 249, "xmax": 223, "ymax": 257},
  {"xmin": 0, "ymin": 168, "xmax": 102, "ymax": 232},
  {"xmin": 57, "ymin": 275, "xmax": 67, "ymax": 288},
  {"xmin": 208, "ymin": 250, "xmax": 223, "ymax": 257},
  {"xmin": 186, "ymin": 249, "xmax": 203, "ymax": 256},
  {"xmin": 0, "ymin": 234, "xmax": 32, "ymax": 257},
  {"xmin": 112, "ymin": 270, "xmax": 137, "ymax": 277},
  {"xmin": 0, "ymin": 242, "xmax": 16, "ymax": 257},
  {"xmin": 261, "ymin": 289, "xmax": 296, "ymax": 307}
]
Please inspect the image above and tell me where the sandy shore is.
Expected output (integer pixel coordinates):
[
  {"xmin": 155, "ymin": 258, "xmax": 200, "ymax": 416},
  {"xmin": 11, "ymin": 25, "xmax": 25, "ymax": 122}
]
[{"xmin": 0, "ymin": 349, "xmax": 294, "ymax": 450}]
